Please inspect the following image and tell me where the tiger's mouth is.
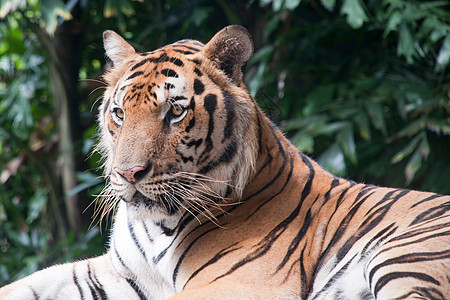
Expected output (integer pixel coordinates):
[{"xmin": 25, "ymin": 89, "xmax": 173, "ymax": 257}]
[{"xmin": 132, "ymin": 190, "xmax": 182, "ymax": 215}]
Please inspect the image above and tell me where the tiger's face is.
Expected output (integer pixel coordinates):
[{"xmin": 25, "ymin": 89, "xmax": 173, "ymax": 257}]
[{"xmin": 99, "ymin": 27, "xmax": 258, "ymax": 217}]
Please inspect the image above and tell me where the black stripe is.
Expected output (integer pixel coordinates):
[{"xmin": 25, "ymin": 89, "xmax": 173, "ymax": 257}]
[
  {"xmin": 156, "ymin": 221, "xmax": 176, "ymax": 236},
  {"xmin": 174, "ymin": 45, "xmax": 202, "ymax": 52},
  {"xmin": 316, "ymin": 187, "xmax": 377, "ymax": 269},
  {"xmin": 131, "ymin": 53, "xmax": 172, "ymax": 70},
  {"xmin": 282, "ymin": 257, "xmax": 301, "ymax": 285},
  {"xmin": 142, "ymin": 222, "xmax": 154, "ymax": 242},
  {"xmin": 369, "ymin": 250, "xmax": 450, "ymax": 286},
  {"xmin": 409, "ymin": 200, "xmax": 450, "ymax": 226},
  {"xmin": 310, "ymin": 253, "xmax": 358, "ymax": 300},
  {"xmin": 199, "ymin": 141, "xmax": 237, "ymax": 174},
  {"xmin": 72, "ymin": 264, "xmax": 85, "ymax": 299},
  {"xmin": 153, "ymin": 212, "xmax": 198, "ymax": 264},
  {"xmin": 335, "ymin": 182, "xmax": 356, "ymax": 208},
  {"xmin": 241, "ymin": 127, "xmax": 287, "ymax": 202},
  {"xmin": 87, "ymin": 261, "xmax": 107, "ymax": 300},
  {"xmin": 256, "ymin": 109, "xmax": 263, "ymax": 154},
  {"xmin": 253, "ymin": 146, "xmax": 272, "ymax": 178},
  {"xmin": 172, "ymin": 226, "xmax": 218, "ymax": 286},
  {"xmin": 175, "ymin": 149, "xmax": 194, "ymax": 163},
  {"xmin": 374, "ymin": 271, "xmax": 440, "ymax": 297},
  {"xmin": 272, "ymin": 154, "xmax": 315, "ymax": 273},
  {"xmin": 169, "ymin": 57, "xmax": 184, "ymax": 66},
  {"xmin": 92, "ymin": 267, "xmax": 107, "ymax": 300},
  {"xmin": 126, "ymin": 71, "xmax": 144, "ymax": 80},
  {"xmin": 222, "ymin": 91, "xmax": 234, "ymax": 142},
  {"xmin": 185, "ymin": 138, "xmax": 202, "ymax": 149},
  {"xmin": 173, "ymin": 95, "xmax": 187, "ymax": 101},
  {"xmin": 366, "ymin": 223, "xmax": 450, "ymax": 272},
  {"xmin": 112, "ymin": 238, "xmax": 132, "ymax": 272},
  {"xmin": 194, "ymin": 67, "xmax": 202, "ymax": 76},
  {"xmin": 173, "ymin": 49, "xmax": 193, "ymax": 55},
  {"xmin": 394, "ymin": 287, "xmax": 445, "ymax": 299},
  {"xmin": 103, "ymin": 98, "xmax": 110, "ymax": 114},
  {"xmin": 361, "ymin": 223, "xmax": 397, "ymax": 254},
  {"xmin": 184, "ymin": 243, "xmax": 241, "ymax": 288},
  {"xmin": 131, "ymin": 59, "xmax": 149, "ymax": 71},
  {"xmin": 275, "ymin": 205, "xmax": 313, "ymax": 272},
  {"xmin": 386, "ymin": 222, "xmax": 450, "ymax": 244},
  {"xmin": 128, "ymin": 220, "xmax": 150, "ymax": 262},
  {"xmin": 363, "ymin": 189, "xmax": 400, "ymax": 220},
  {"xmin": 161, "ymin": 69, "xmax": 179, "ymax": 77},
  {"xmin": 335, "ymin": 192, "xmax": 398, "ymax": 263},
  {"xmin": 351, "ymin": 185, "xmax": 379, "ymax": 206},
  {"xmin": 244, "ymin": 151, "xmax": 294, "ymax": 220},
  {"xmin": 198, "ymin": 94, "xmax": 217, "ymax": 164},
  {"xmin": 29, "ymin": 286, "xmax": 38, "ymax": 300},
  {"xmin": 299, "ymin": 248, "xmax": 308, "ymax": 299},
  {"xmin": 185, "ymin": 97, "xmax": 196, "ymax": 133},
  {"xmin": 126, "ymin": 278, "xmax": 147, "ymax": 300},
  {"xmin": 193, "ymin": 79, "xmax": 204, "ymax": 95},
  {"xmin": 322, "ymin": 177, "xmax": 341, "ymax": 206},
  {"xmin": 411, "ymin": 194, "xmax": 446, "ymax": 208},
  {"xmin": 212, "ymin": 152, "xmax": 313, "ymax": 283},
  {"xmin": 120, "ymin": 84, "xmax": 130, "ymax": 91},
  {"xmin": 165, "ymin": 82, "xmax": 175, "ymax": 90},
  {"xmin": 373, "ymin": 229, "xmax": 450, "ymax": 268}
]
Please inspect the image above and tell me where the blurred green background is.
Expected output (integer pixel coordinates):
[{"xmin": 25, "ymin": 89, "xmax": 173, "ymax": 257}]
[{"xmin": 0, "ymin": 0, "xmax": 449, "ymax": 285}]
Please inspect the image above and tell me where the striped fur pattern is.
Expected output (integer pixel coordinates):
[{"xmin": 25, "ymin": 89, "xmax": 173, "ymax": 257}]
[{"xmin": 1, "ymin": 25, "xmax": 449, "ymax": 299}]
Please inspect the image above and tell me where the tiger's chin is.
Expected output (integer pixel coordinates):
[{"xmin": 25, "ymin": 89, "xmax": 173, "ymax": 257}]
[{"xmin": 127, "ymin": 190, "xmax": 182, "ymax": 216}]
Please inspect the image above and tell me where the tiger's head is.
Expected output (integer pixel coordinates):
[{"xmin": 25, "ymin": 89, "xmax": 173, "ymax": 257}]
[{"xmin": 98, "ymin": 26, "xmax": 258, "ymax": 218}]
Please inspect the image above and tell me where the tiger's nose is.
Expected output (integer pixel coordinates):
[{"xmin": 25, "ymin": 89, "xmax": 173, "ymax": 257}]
[{"xmin": 114, "ymin": 165, "xmax": 149, "ymax": 183}]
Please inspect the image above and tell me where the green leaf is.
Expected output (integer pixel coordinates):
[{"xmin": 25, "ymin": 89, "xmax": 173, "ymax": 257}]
[
  {"xmin": 318, "ymin": 142, "xmax": 346, "ymax": 176},
  {"xmin": 397, "ymin": 23, "xmax": 416, "ymax": 64},
  {"xmin": 394, "ymin": 119, "xmax": 424, "ymax": 138},
  {"xmin": 27, "ymin": 188, "xmax": 47, "ymax": 223},
  {"xmin": 336, "ymin": 125, "xmax": 357, "ymax": 163},
  {"xmin": 354, "ymin": 111, "xmax": 371, "ymax": 140},
  {"xmin": 248, "ymin": 62, "xmax": 267, "ymax": 97},
  {"xmin": 425, "ymin": 119, "xmax": 450, "ymax": 135},
  {"xmin": 391, "ymin": 132, "xmax": 423, "ymax": 164},
  {"xmin": 340, "ymin": 0, "xmax": 367, "ymax": 29},
  {"xmin": 249, "ymin": 45, "xmax": 274, "ymax": 65},
  {"xmin": 313, "ymin": 121, "xmax": 349, "ymax": 136},
  {"xmin": 405, "ymin": 146, "xmax": 422, "ymax": 184},
  {"xmin": 272, "ymin": 0, "xmax": 284, "ymax": 12},
  {"xmin": 285, "ymin": 0, "xmax": 302, "ymax": 10},
  {"xmin": 303, "ymin": 84, "xmax": 335, "ymax": 115},
  {"xmin": 321, "ymin": 0, "xmax": 335, "ymax": 12},
  {"xmin": 292, "ymin": 130, "xmax": 314, "ymax": 153},
  {"xmin": 383, "ymin": 11, "xmax": 402, "ymax": 38},
  {"xmin": 41, "ymin": 0, "xmax": 72, "ymax": 35},
  {"xmin": 67, "ymin": 172, "xmax": 103, "ymax": 197},
  {"xmin": 419, "ymin": 134, "xmax": 430, "ymax": 159},
  {"xmin": 436, "ymin": 35, "xmax": 450, "ymax": 71},
  {"xmin": 104, "ymin": 0, "xmax": 135, "ymax": 18},
  {"xmin": 366, "ymin": 102, "xmax": 387, "ymax": 136},
  {"xmin": 0, "ymin": 0, "xmax": 24, "ymax": 18}
]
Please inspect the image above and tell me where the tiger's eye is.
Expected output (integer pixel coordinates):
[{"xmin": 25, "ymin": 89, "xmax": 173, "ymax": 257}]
[
  {"xmin": 114, "ymin": 108, "xmax": 124, "ymax": 119},
  {"xmin": 171, "ymin": 105, "xmax": 184, "ymax": 116}
]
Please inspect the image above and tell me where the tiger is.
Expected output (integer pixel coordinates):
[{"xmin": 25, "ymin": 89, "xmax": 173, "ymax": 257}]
[{"xmin": 1, "ymin": 25, "xmax": 449, "ymax": 300}]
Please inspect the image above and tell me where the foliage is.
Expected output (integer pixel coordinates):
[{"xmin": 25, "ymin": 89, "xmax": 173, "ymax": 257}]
[{"xmin": 0, "ymin": 0, "xmax": 449, "ymax": 285}]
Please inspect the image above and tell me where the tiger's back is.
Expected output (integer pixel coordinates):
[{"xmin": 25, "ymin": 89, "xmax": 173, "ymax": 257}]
[{"xmin": 1, "ymin": 25, "xmax": 449, "ymax": 299}]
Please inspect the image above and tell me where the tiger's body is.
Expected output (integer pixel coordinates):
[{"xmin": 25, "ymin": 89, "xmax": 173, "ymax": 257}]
[{"xmin": 1, "ymin": 25, "xmax": 449, "ymax": 300}]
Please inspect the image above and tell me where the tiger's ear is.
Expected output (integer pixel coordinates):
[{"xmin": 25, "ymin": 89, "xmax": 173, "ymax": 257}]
[
  {"xmin": 202, "ymin": 25, "xmax": 254, "ymax": 83},
  {"xmin": 103, "ymin": 30, "xmax": 136, "ymax": 67}
]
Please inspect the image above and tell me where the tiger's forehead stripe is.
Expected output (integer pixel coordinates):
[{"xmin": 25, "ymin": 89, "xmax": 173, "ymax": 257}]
[{"xmin": 113, "ymin": 41, "xmax": 205, "ymax": 109}]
